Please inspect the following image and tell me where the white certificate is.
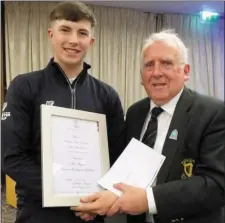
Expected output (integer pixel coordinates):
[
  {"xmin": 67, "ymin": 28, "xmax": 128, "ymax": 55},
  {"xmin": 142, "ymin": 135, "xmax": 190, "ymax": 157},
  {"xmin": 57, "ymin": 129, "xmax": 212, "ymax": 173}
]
[
  {"xmin": 41, "ymin": 105, "xmax": 110, "ymax": 207},
  {"xmin": 98, "ymin": 138, "xmax": 165, "ymax": 196}
]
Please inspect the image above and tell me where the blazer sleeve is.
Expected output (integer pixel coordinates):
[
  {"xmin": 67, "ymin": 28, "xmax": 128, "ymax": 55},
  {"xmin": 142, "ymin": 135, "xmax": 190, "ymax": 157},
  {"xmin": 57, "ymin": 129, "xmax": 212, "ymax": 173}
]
[
  {"xmin": 153, "ymin": 104, "xmax": 225, "ymax": 221},
  {"xmin": 1, "ymin": 75, "xmax": 42, "ymax": 199}
]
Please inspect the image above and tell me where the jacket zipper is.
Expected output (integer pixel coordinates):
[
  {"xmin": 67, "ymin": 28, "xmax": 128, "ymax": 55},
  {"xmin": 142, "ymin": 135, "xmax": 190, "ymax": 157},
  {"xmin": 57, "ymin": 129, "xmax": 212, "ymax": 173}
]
[
  {"xmin": 55, "ymin": 63, "xmax": 80, "ymax": 109},
  {"xmin": 72, "ymin": 78, "xmax": 80, "ymax": 109}
]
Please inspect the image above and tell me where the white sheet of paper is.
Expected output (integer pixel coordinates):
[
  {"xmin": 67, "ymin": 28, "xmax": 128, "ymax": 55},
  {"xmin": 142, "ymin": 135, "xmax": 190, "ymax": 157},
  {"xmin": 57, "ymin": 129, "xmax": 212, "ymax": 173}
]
[
  {"xmin": 98, "ymin": 138, "xmax": 166, "ymax": 196},
  {"xmin": 51, "ymin": 116, "xmax": 102, "ymax": 195}
]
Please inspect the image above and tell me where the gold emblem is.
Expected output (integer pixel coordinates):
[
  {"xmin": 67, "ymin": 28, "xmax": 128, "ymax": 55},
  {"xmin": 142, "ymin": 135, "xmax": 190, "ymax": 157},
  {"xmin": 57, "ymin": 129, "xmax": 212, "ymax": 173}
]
[{"xmin": 181, "ymin": 158, "xmax": 195, "ymax": 179}]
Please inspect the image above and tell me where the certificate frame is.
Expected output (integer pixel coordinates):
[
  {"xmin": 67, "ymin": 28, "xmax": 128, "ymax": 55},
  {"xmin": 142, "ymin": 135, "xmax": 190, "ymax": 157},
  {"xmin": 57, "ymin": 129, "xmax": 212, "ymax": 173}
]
[{"xmin": 41, "ymin": 104, "xmax": 110, "ymax": 207}]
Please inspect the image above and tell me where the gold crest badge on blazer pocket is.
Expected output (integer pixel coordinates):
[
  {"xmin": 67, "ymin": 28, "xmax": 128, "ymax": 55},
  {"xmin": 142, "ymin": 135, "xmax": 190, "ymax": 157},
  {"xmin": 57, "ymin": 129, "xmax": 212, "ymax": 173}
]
[{"xmin": 181, "ymin": 158, "xmax": 195, "ymax": 179}]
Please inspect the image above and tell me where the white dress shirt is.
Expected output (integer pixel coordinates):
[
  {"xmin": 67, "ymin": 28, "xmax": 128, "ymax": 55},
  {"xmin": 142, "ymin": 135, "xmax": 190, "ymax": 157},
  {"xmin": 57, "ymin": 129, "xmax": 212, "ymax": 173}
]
[
  {"xmin": 139, "ymin": 88, "xmax": 183, "ymax": 223},
  {"xmin": 69, "ymin": 77, "xmax": 76, "ymax": 83}
]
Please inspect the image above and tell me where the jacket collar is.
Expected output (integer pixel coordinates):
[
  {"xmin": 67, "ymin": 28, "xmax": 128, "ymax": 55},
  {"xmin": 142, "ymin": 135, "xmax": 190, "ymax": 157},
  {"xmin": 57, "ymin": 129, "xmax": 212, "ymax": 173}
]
[{"xmin": 45, "ymin": 58, "xmax": 91, "ymax": 86}]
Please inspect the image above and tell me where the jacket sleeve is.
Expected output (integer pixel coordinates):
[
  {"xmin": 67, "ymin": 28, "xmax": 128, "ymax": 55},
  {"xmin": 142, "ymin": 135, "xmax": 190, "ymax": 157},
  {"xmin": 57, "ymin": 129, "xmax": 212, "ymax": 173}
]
[
  {"xmin": 153, "ymin": 104, "xmax": 225, "ymax": 221},
  {"xmin": 1, "ymin": 75, "xmax": 42, "ymax": 199},
  {"xmin": 106, "ymin": 88, "xmax": 126, "ymax": 166}
]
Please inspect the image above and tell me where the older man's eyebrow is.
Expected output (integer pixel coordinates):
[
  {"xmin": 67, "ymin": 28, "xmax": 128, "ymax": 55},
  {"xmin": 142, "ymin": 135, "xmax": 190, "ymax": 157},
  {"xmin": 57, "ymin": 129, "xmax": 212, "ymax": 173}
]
[
  {"xmin": 144, "ymin": 60, "xmax": 154, "ymax": 66},
  {"xmin": 160, "ymin": 58, "xmax": 174, "ymax": 63}
]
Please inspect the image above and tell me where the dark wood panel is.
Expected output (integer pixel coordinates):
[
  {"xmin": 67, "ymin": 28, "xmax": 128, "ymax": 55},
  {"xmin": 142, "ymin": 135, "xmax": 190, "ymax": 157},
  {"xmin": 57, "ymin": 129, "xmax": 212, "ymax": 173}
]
[
  {"xmin": 1, "ymin": 1, "xmax": 5, "ymax": 108},
  {"xmin": 1, "ymin": 1, "xmax": 6, "ymax": 186}
]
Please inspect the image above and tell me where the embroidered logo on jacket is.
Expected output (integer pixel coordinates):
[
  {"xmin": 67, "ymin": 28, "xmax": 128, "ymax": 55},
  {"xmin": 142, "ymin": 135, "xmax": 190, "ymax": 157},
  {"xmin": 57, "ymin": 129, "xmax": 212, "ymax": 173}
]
[
  {"xmin": 1, "ymin": 102, "xmax": 10, "ymax": 120},
  {"xmin": 46, "ymin": 101, "xmax": 54, "ymax": 106}
]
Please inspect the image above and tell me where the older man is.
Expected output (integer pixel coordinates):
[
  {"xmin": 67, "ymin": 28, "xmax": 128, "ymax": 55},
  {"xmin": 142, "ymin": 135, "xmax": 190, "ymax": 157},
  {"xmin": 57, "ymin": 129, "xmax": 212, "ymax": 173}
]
[{"xmin": 73, "ymin": 30, "xmax": 225, "ymax": 223}]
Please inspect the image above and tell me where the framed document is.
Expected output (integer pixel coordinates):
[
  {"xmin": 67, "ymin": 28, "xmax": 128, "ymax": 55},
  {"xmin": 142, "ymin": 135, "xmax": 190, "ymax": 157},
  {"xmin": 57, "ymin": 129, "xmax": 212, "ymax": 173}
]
[{"xmin": 41, "ymin": 105, "xmax": 110, "ymax": 207}]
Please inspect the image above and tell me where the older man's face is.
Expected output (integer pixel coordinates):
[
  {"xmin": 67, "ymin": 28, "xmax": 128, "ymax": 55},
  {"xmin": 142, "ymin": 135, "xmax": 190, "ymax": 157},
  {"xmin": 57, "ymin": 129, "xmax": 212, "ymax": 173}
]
[{"xmin": 141, "ymin": 41, "xmax": 189, "ymax": 105}]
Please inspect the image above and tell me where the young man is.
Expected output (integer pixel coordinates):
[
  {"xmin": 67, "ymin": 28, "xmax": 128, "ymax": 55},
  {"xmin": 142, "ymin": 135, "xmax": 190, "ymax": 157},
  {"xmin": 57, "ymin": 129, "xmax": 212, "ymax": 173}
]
[
  {"xmin": 2, "ymin": 2, "xmax": 125, "ymax": 223},
  {"xmin": 73, "ymin": 30, "xmax": 225, "ymax": 223}
]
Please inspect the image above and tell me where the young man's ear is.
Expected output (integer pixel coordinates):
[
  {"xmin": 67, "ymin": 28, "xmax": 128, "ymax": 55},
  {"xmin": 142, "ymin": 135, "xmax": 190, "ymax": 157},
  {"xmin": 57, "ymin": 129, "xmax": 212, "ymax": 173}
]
[
  {"xmin": 48, "ymin": 29, "xmax": 53, "ymax": 39},
  {"xmin": 90, "ymin": 37, "xmax": 95, "ymax": 45}
]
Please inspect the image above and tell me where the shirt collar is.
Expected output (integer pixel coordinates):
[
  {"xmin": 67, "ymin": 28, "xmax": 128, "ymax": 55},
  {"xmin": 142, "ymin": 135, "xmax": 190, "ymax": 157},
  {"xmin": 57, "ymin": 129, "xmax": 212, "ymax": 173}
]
[{"xmin": 150, "ymin": 88, "xmax": 184, "ymax": 116}]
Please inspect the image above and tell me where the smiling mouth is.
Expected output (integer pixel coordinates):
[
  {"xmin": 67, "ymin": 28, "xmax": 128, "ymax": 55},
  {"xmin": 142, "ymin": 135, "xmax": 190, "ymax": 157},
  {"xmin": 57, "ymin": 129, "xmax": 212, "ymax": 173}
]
[
  {"xmin": 64, "ymin": 48, "xmax": 81, "ymax": 54},
  {"xmin": 152, "ymin": 83, "xmax": 166, "ymax": 87}
]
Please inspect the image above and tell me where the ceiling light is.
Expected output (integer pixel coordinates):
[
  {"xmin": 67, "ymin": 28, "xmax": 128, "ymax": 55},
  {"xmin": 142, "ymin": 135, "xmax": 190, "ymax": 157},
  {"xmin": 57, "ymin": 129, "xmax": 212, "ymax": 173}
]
[{"xmin": 200, "ymin": 11, "xmax": 220, "ymax": 23}]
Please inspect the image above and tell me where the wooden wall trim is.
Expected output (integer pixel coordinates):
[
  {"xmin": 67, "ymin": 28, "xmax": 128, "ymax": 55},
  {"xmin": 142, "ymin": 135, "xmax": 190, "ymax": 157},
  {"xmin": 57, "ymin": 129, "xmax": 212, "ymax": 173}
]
[{"xmin": 1, "ymin": 1, "xmax": 6, "ymax": 108}]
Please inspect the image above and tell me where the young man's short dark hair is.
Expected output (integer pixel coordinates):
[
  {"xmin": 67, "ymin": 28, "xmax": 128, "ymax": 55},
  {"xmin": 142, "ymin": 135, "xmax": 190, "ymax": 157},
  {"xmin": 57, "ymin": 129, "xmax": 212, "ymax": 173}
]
[{"xmin": 50, "ymin": 1, "xmax": 97, "ymax": 27}]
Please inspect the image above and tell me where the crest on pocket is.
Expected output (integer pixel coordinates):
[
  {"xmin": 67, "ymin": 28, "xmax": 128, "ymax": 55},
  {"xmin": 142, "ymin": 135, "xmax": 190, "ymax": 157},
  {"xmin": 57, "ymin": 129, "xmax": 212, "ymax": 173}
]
[{"xmin": 181, "ymin": 158, "xmax": 195, "ymax": 179}]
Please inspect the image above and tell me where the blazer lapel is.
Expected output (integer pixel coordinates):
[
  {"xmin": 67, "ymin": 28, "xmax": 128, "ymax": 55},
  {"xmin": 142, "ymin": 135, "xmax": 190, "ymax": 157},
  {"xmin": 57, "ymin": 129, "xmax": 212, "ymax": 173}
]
[{"xmin": 157, "ymin": 88, "xmax": 194, "ymax": 184}]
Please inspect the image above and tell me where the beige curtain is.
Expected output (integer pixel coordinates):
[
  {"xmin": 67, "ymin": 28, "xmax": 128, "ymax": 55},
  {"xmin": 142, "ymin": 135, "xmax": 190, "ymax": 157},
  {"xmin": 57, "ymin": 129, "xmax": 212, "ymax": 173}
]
[
  {"xmin": 4, "ymin": 2, "xmax": 224, "ymax": 114},
  {"xmin": 86, "ymin": 6, "xmax": 158, "ymax": 108},
  {"xmin": 162, "ymin": 14, "xmax": 224, "ymax": 100},
  {"xmin": 5, "ymin": 2, "xmax": 53, "ymax": 81}
]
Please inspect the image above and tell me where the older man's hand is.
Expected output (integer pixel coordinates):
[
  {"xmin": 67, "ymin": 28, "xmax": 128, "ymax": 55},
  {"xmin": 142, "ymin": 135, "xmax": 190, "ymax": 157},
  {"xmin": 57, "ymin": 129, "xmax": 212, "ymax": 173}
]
[
  {"xmin": 106, "ymin": 183, "xmax": 149, "ymax": 216},
  {"xmin": 71, "ymin": 190, "xmax": 118, "ymax": 216}
]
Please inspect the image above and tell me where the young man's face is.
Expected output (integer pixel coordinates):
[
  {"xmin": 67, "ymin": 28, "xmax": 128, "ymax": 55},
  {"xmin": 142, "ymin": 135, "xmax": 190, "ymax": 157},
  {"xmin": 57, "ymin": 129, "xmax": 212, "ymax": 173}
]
[{"xmin": 48, "ymin": 19, "xmax": 94, "ymax": 67}]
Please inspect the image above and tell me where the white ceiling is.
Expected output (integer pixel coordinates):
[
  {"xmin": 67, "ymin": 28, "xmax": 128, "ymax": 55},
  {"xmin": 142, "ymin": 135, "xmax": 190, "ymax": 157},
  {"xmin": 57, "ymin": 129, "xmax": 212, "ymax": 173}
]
[{"xmin": 82, "ymin": 1, "xmax": 224, "ymax": 16}]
